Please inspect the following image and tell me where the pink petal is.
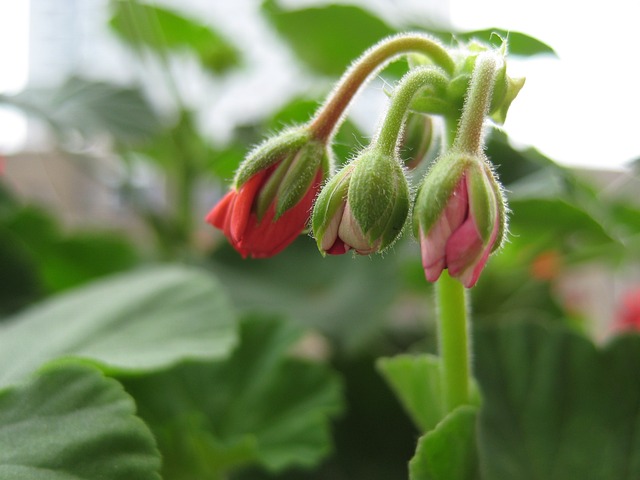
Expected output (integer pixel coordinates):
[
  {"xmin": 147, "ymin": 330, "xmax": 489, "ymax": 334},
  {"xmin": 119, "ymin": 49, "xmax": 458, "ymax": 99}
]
[{"xmin": 420, "ymin": 178, "xmax": 468, "ymax": 282}]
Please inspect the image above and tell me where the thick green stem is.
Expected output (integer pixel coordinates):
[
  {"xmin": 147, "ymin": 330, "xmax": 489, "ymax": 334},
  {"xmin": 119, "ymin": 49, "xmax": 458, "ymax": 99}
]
[
  {"xmin": 309, "ymin": 33, "xmax": 454, "ymax": 142},
  {"xmin": 436, "ymin": 270, "xmax": 471, "ymax": 411},
  {"xmin": 453, "ymin": 53, "xmax": 500, "ymax": 154},
  {"xmin": 375, "ymin": 68, "xmax": 448, "ymax": 156}
]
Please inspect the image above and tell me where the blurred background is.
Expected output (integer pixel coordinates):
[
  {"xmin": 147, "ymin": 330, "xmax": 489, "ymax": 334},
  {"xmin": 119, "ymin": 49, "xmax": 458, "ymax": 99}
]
[{"xmin": 1, "ymin": 1, "xmax": 640, "ymax": 478}]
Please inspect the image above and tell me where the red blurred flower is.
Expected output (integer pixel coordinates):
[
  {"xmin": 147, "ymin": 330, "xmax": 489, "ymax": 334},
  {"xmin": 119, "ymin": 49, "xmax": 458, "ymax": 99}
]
[{"xmin": 615, "ymin": 287, "xmax": 640, "ymax": 332}]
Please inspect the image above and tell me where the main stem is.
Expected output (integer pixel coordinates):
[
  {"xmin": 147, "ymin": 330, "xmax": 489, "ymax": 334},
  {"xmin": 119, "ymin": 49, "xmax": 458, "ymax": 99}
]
[
  {"xmin": 436, "ymin": 270, "xmax": 471, "ymax": 411},
  {"xmin": 309, "ymin": 33, "xmax": 454, "ymax": 142}
]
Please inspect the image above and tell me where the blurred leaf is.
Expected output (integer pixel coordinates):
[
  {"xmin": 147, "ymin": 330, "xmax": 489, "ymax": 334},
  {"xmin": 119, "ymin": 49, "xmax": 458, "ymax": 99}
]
[
  {"xmin": 122, "ymin": 315, "xmax": 343, "ymax": 478},
  {"xmin": 0, "ymin": 265, "xmax": 237, "ymax": 388},
  {"xmin": 428, "ymin": 28, "xmax": 555, "ymax": 57},
  {"xmin": 109, "ymin": 0, "xmax": 240, "ymax": 74},
  {"xmin": 475, "ymin": 322, "xmax": 640, "ymax": 479},
  {"xmin": 1, "ymin": 206, "xmax": 138, "ymax": 294},
  {"xmin": 210, "ymin": 236, "xmax": 400, "ymax": 352},
  {"xmin": 262, "ymin": 0, "xmax": 396, "ymax": 76},
  {"xmin": 377, "ymin": 354, "xmax": 445, "ymax": 432},
  {"xmin": 509, "ymin": 198, "xmax": 615, "ymax": 248},
  {"xmin": 0, "ymin": 363, "xmax": 160, "ymax": 480},
  {"xmin": 409, "ymin": 406, "xmax": 480, "ymax": 480},
  {"xmin": 1, "ymin": 77, "xmax": 160, "ymax": 143}
]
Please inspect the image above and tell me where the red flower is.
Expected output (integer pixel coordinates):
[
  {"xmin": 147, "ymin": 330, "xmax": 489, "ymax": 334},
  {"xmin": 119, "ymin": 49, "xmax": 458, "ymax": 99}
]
[
  {"xmin": 206, "ymin": 127, "xmax": 329, "ymax": 258},
  {"xmin": 206, "ymin": 166, "xmax": 322, "ymax": 258}
]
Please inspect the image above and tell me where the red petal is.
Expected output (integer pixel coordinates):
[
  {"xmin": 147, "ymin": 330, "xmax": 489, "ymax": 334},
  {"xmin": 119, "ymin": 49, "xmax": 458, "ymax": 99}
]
[
  {"xmin": 205, "ymin": 190, "xmax": 235, "ymax": 230},
  {"xmin": 326, "ymin": 239, "xmax": 350, "ymax": 255},
  {"xmin": 238, "ymin": 170, "xmax": 323, "ymax": 258}
]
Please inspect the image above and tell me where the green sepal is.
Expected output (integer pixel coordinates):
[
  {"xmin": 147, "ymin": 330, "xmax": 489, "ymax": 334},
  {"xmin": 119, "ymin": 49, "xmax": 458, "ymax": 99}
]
[
  {"xmin": 483, "ymin": 160, "xmax": 509, "ymax": 252},
  {"xmin": 466, "ymin": 157, "xmax": 498, "ymax": 242},
  {"xmin": 348, "ymin": 148, "xmax": 410, "ymax": 250},
  {"xmin": 234, "ymin": 126, "xmax": 311, "ymax": 188},
  {"xmin": 490, "ymin": 75, "xmax": 525, "ymax": 125},
  {"xmin": 275, "ymin": 140, "xmax": 327, "ymax": 218},
  {"xmin": 311, "ymin": 163, "xmax": 354, "ymax": 251}
]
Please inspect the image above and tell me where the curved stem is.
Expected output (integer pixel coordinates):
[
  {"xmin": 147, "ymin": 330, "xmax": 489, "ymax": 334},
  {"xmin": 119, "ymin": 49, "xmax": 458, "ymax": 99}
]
[
  {"xmin": 436, "ymin": 270, "xmax": 471, "ymax": 411},
  {"xmin": 309, "ymin": 33, "xmax": 454, "ymax": 142},
  {"xmin": 374, "ymin": 67, "xmax": 448, "ymax": 156},
  {"xmin": 453, "ymin": 53, "xmax": 500, "ymax": 154}
]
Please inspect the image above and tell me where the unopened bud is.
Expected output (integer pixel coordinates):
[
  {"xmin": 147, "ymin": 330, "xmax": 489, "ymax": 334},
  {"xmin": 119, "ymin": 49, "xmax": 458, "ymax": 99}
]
[
  {"xmin": 313, "ymin": 148, "xmax": 410, "ymax": 255},
  {"xmin": 400, "ymin": 112, "xmax": 433, "ymax": 170},
  {"xmin": 413, "ymin": 151, "xmax": 506, "ymax": 287},
  {"xmin": 206, "ymin": 125, "xmax": 331, "ymax": 258}
]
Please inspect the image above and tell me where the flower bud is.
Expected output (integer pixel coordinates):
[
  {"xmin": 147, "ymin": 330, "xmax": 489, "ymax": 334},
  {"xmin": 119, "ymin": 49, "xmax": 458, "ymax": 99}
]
[
  {"xmin": 413, "ymin": 151, "xmax": 506, "ymax": 288},
  {"xmin": 400, "ymin": 112, "xmax": 433, "ymax": 170},
  {"xmin": 206, "ymin": 126, "xmax": 331, "ymax": 258},
  {"xmin": 312, "ymin": 148, "xmax": 410, "ymax": 255}
]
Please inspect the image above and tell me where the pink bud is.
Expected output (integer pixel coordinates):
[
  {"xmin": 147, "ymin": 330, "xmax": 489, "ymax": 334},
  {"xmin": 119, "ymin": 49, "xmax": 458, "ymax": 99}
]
[{"xmin": 414, "ymin": 154, "xmax": 504, "ymax": 288}]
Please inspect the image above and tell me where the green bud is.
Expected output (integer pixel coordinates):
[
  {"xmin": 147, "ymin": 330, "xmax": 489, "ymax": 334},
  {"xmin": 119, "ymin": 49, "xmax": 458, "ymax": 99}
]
[
  {"xmin": 312, "ymin": 148, "xmax": 410, "ymax": 255},
  {"xmin": 400, "ymin": 112, "xmax": 434, "ymax": 169}
]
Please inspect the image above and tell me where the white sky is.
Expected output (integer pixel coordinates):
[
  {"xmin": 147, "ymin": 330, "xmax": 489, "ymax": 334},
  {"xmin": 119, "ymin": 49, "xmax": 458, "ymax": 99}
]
[
  {"xmin": 450, "ymin": 0, "xmax": 640, "ymax": 169},
  {"xmin": 1, "ymin": 0, "xmax": 638, "ymax": 169},
  {"xmin": 0, "ymin": 2, "xmax": 29, "ymax": 153}
]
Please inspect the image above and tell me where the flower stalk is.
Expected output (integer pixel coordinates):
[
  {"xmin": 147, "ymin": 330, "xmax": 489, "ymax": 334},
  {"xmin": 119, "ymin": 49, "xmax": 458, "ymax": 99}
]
[
  {"xmin": 309, "ymin": 33, "xmax": 454, "ymax": 142},
  {"xmin": 431, "ymin": 50, "xmax": 503, "ymax": 414},
  {"xmin": 436, "ymin": 270, "xmax": 471, "ymax": 411}
]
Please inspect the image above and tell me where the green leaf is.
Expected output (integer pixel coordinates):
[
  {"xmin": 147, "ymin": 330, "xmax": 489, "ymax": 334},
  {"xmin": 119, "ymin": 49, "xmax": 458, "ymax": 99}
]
[
  {"xmin": 409, "ymin": 406, "xmax": 480, "ymax": 480},
  {"xmin": 509, "ymin": 198, "xmax": 615, "ymax": 246},
  {"xmin": 428, "ymin": 28, "xmax": 556, "ymax": 57},
  {"xmin": 0, "ymin": 265, "xmax": 237, "ymax": 387},
  {"xmin": 475, "ymin": 322, "xmax": 640, "ymax": 479},
  {"xmin": 0, "ymin": 363, "xmax": 160, "ymax": 480},
  {"xmin": 109, "ymin": 0, "xmax": 240, "ymax": 74},
  {"xmin": 376, "ymin": 354, "xmax": 445, "ymax": 432},
  {"xmin": 262, "ymin": 0, "xmax": 396, "ymax": 75},
  {"xmin": 0, "ymin": 205, "xmax": 138, "ymax": 295},
  {"xmin": 122, "ymin": 316, "xmax": 343, "ymax": 478},
  {"xmin": 1, "ymin": 77, "xmax": 161, "ymax": 143}
]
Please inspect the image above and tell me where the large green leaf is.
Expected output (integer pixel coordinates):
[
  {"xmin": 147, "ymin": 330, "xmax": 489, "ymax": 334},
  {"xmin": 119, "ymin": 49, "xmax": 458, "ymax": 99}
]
[
  {"xmin": 0, "ymin": 77, "xmax": 160, "ymax": 143},
  {"xmin": 376, "ymin": 354, "xmax": 445, "ymax": 432},
  {"xmin": 109, "ymin": 0, "xmax": 240, "ymax": 75},
  {"xmin": 0, "ymin": 363, "xmax": 160, "ymax": 480},
  {"xmin": 122, "ymin": 315, "xmax": 343, "ymax": 478},
  {"xmin": 0, "ymin": 265, "xmax": 237, "ymax": 388},
  {"xmin": 409, "ymin": 406, "xmax": 480, "ymax": 480},
  {"xmin": 262, "ymin": 0, "xmax": 396, "ymax": 76},
  {"xmin": 475, "ymin": 322, "xmax": 640, "ymax": 479}
]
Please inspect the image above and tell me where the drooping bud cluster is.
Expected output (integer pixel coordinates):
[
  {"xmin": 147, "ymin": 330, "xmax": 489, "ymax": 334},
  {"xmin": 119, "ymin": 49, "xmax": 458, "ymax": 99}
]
[{"xmin": 205, "ymin": 33, "xmax": 522, "ymax": 287}]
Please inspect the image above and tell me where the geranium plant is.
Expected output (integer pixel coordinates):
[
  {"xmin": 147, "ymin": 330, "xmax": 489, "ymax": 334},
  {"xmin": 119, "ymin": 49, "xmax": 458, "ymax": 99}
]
[{"xmin": 2, "ymin": 2, "xmax": 640, "ymax": 480}]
